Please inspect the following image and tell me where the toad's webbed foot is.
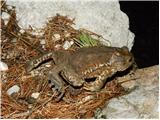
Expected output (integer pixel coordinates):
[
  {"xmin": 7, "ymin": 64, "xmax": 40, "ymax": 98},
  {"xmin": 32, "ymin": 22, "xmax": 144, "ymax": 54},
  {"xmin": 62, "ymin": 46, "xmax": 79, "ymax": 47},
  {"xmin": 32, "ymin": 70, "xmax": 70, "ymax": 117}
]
[
  {"xmin": 49, "ymin": 81, "xmax": 76, "ymax": 103},
  {"xmin": 48, "ymin": 80, "xmax": 65, "ymax": 102},
  {"xmin": 48, "ymin": 69, "xmax": 66, "ymax": 102}
]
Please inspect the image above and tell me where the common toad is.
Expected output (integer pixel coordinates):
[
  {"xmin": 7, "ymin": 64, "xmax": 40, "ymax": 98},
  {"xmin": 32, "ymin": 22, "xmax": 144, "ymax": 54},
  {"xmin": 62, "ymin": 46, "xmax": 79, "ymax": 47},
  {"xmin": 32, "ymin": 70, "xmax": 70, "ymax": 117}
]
[{"xmin": 26, "ymin": 46, "xmax": 134, "ymax": 97}]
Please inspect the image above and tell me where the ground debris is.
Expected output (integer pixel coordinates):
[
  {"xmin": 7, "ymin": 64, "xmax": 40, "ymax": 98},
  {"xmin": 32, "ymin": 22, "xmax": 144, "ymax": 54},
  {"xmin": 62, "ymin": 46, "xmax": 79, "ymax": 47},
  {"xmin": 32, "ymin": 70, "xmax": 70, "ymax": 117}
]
[{"xmin": 1, "ymin": 2, "xmax": 126, "ymax": 119}]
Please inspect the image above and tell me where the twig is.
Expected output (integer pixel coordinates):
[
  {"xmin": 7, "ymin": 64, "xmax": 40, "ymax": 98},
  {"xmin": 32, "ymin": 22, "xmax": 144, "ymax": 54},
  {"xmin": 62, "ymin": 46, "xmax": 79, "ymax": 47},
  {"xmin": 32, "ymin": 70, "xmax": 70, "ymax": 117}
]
[
  {"xmin": 5, "ymin": 111, "xmax": 29, "ymax": 119},
  {"xmin": 26, "ymin": 91, "xmax": 57, "ymax": 118},
  {"xmin": 10, "ymin": 32, "xmax": 45, "ymax": 54}
]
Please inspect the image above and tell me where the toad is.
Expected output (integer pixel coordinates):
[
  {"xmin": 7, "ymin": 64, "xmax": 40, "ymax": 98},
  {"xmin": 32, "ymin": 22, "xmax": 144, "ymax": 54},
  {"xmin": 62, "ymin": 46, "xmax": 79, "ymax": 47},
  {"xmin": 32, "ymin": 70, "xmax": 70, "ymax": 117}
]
[{"xmin": 26, "ymin": 46, "xmax": 134, "ymax": 98}]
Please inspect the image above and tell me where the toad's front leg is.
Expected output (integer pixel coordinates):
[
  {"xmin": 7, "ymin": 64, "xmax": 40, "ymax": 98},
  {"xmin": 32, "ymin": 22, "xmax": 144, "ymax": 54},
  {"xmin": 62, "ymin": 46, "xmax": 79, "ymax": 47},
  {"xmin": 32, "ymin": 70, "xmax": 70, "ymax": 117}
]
[
  {"xmin": 48, "ymin": 66, "xmax": 66, "ymax": 101},
  {"xmin": 83, "ymin": 69, "xmax": 115, "ymax": 92},
  {"xmin": 49, "ymin": 67, "xmax": 78, "ymax": 103}
]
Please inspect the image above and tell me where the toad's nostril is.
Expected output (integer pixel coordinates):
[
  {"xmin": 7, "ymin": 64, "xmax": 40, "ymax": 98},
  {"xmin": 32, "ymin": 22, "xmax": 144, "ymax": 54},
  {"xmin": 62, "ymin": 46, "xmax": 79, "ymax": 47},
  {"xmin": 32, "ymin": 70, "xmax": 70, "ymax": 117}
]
[
  {"xmin": 128, "ymin": 58, "xmax": 132, "ymax": 62},
  {"xmin": 48, "ymin": 80, "xmax": 51, "ymax": 83}
]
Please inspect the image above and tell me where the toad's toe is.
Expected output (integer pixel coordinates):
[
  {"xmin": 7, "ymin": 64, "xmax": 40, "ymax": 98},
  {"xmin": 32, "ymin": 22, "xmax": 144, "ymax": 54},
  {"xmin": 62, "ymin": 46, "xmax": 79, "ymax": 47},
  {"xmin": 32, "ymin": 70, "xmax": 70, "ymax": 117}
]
[{"xmin": 83, "ymin": 83, "xmax": 101, "ymax": 92}]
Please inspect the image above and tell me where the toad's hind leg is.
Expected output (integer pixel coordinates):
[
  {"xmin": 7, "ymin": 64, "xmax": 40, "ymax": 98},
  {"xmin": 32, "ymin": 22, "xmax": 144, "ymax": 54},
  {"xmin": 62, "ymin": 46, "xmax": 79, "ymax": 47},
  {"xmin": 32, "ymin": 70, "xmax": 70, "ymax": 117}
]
[
  {"xmin": 83, "ymin": 70, "xmax": 115, "ymax": 92},
  {"xmin": 48, "ymin": 67, "xmax": 65, "ymax": 101},
  {"xmin": 60, "ymin": 67, "xmax": 84, "ymax": 87}
]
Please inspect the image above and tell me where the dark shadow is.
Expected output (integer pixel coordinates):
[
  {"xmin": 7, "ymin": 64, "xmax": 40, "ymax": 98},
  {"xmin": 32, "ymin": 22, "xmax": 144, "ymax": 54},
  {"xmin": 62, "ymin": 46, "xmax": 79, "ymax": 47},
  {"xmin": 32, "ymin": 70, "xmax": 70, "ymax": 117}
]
[{"xmin": 119, "ymin": 1, "xmax": 159, "ymax": 68}]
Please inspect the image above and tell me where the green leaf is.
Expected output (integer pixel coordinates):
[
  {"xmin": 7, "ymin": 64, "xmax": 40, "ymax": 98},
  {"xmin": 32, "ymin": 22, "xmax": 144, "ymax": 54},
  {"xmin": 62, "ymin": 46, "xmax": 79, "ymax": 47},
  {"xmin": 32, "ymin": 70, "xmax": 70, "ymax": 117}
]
[{"xmin": 76, "ymin": 33, "xmax": 99, "ymax": 47}]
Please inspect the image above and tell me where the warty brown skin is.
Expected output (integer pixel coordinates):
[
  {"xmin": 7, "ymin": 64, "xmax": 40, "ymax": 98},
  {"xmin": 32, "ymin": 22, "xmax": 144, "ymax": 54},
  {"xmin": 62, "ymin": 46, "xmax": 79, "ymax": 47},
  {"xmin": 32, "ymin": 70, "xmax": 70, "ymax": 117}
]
[{"xmin": 26, "ymin": 46, "xmax": 134, "ymax": 95}]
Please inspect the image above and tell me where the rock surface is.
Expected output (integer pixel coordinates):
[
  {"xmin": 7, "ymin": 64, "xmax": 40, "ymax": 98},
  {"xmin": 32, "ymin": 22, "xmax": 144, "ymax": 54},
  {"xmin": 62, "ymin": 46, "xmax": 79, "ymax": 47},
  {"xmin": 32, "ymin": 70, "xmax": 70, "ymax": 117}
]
[
  {"xmin": 0, "ymin": 61, "xmax": 8, "ymax": 71},
  {"xmin": 7, "ymin": 85, "xmax": 20, "ymax": 96},
  {"xmin": 7, "ymin": 0, "xmax": 134, "ymax": 50},
  {"xmin": 98, "ymin": 65, "xmax": 159, "ymax": 119}
]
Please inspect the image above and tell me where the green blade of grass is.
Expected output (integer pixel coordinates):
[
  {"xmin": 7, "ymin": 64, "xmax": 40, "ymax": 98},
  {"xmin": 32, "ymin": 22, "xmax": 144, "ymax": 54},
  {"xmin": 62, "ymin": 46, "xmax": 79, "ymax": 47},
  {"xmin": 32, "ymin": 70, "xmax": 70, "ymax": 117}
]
[{"xmin": 75, "ymin": 32, "xmax": 101, "ymax": 47}]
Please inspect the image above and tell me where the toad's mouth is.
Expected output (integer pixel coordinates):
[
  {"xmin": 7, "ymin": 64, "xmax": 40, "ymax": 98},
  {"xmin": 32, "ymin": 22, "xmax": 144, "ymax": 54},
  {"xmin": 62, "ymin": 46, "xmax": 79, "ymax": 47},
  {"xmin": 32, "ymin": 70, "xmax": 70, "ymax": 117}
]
[
  {"xmin": 119, "ymin": 60, "xmax": 134, "ymax": 72},
  {"xmin": 121, "ymin": 56, "xmax": 134, "ymax": 71}
]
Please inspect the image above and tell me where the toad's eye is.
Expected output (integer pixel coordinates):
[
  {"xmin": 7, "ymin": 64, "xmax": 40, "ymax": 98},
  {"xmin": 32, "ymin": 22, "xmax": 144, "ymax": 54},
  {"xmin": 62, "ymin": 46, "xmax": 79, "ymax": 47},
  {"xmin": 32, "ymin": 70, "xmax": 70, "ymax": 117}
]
[{"xmin": 128, "ymin": 57, "xmax": 132, "ymax": 62}]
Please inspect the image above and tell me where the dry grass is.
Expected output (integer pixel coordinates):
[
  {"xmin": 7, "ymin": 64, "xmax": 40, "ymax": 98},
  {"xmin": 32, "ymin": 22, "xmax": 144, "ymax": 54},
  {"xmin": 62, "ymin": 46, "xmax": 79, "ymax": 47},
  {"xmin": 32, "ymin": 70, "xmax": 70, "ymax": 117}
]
[{"xmin": 1, "ymin": 1, "xmax": 126, "ymax": 118}]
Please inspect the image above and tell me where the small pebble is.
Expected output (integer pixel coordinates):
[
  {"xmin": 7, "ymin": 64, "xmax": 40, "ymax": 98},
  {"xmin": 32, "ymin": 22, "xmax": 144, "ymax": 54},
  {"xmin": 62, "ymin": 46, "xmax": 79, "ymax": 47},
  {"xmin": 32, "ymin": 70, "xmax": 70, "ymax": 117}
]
[
  {"xmin": 63, "ymin": 40, "xmax": 74, "ymax": 50},
  {"xmin": 7, "ymin": 5, "xmax": 14, "ymax": 10},
  {"xmin": 19, "ymin": 29, "xmax": 25, "ymax": 34},
  {"xmin": 54, "ymin": 44, "xmax": 62, "ymax": 50},
  {"xmin": 32, "ymin": 31, "xmax": 40, "ymax": 36},
  {"xmin": 1, "ymin": 12, "xmax": 10, "ymax": 25},
  {"xmin": 6, "ymin": 55, "xmax": 10, "ymax": 59},
  {"xmin": 7, "ymin": 85, "xmax": 20, "ymax": 95},
  {"xmin": 1, "ymin": 72, "xmax": 7, "ymax": 82},
  {"xmin": 40, "ymin": 39, "xmax": 46, "ymax": 45},
  {"xmin": 53, "ymin": 34, "xmax": 61, "ymax": 41},
  {"xmin": 70, "ymin": 40, "xmax": 74, "ymax": 45},
  {"xmin": 31, "ymin": 92, "xmax": 40, "ymax": 99},
  {"xmin": 64, "ymin": 31, "xmax": 71, "ymax": 37},
  {"xmin": 0, "ymin": 61, "xmax": 8, "ymax": 71}
]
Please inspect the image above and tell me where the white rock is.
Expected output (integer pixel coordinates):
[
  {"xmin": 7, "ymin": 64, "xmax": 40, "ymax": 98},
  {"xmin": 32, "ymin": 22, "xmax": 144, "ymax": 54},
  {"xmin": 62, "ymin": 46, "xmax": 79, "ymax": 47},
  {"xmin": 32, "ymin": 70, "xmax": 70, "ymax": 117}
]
[
  {"xmin": 70, "ymin": 40, "xmax": 74, "ymax": 45},
  {"xmin": 122, "ymin": 87, "xmax": 159, "ymax": 118},
  {"xmin": 19, "ymin": 29, "xmax": 25, "ymax": 34},
  {"xmin": 40, "ymin": 39, "xmax": 46, "ymax": 45},
  {"xmin": 7, "ymin": 0, "xmax": 134, "ymax": 50},
  {"xmin": 53, "ymin": 34, "xmax": 61, "ymax": 41},
  {"xmin": 102, "ymin": 66, "xmax": 159, "ymax": 119},
  {"xmin": 64, "ymin": 31, "xmax": 71, "ymax": 37},
  {"xmin": 63, "ymin": 40, "xmax": 74, "ymax": 50},
  {"xmin": 7, "ymin": 5, "xmax": 14, "ymax": 10},
  {"xmin": 31, "ymin": 92, "xmax": 40, "ymax": 99},
  {"xmin": 32, "ymin": 31, "xmax": 40, "ymax": 36},
  {"xmin": 7, "ymin": 85, "xmax": 20, "ymax": 95},
  {"xmin": 0, "ymin": 61, "xmax": 8, "ymax": 71},
  {"xmin": 1, "ymin": 12, "xmax": 10, "ymax": 25},
  {"xmin": 103, "ymin": 98, "xmax": 139, "ymax": 119}
]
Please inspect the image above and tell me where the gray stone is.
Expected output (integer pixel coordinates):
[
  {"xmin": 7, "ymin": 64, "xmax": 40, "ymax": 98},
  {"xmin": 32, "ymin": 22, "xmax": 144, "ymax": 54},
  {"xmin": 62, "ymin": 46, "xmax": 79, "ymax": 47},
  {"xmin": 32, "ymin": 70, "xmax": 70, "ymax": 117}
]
[
  {"xmin": 7, "ymin": 0, "xmax": 134, "ymax": 50},
  {"xmin": 104, "ymin": 98, "xmax": 139, "ymax": 119},
  {"xmin": 0, "ymin": 61, "xmax": 8, "ymax": 71},
  {"xmin": 1, "ymin": 12, "xmax": 10, "ymax": 25},
  {"xmin": 63, "ymin": 40, "xmax": 74, "ymax": 50},
  {"xmin": 31, "ymin": 92, "xmax": 40, "ymax": 99},
  {"xmin": 7, "ymin": 85, "xmax": 20, "ymax": 95},
  {"xmin": 101, "ymin": 65, "xmax": 159, "ymax": 119}
]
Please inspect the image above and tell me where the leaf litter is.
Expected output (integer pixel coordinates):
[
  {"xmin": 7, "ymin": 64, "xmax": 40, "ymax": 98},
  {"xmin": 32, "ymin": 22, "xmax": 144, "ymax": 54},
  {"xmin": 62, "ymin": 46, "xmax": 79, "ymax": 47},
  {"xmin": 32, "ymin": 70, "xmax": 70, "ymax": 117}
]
[{"xmin": 1, "ymin": 1, "xmax": 126, "ymax": 118}]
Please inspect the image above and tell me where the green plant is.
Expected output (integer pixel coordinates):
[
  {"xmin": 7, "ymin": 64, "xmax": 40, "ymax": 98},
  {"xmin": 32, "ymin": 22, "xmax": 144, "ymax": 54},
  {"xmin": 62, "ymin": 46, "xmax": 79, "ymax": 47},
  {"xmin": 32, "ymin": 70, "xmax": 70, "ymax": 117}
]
[{"xmin": 75, "ymin": 33, "xmax": 99, "ymax": 47}]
